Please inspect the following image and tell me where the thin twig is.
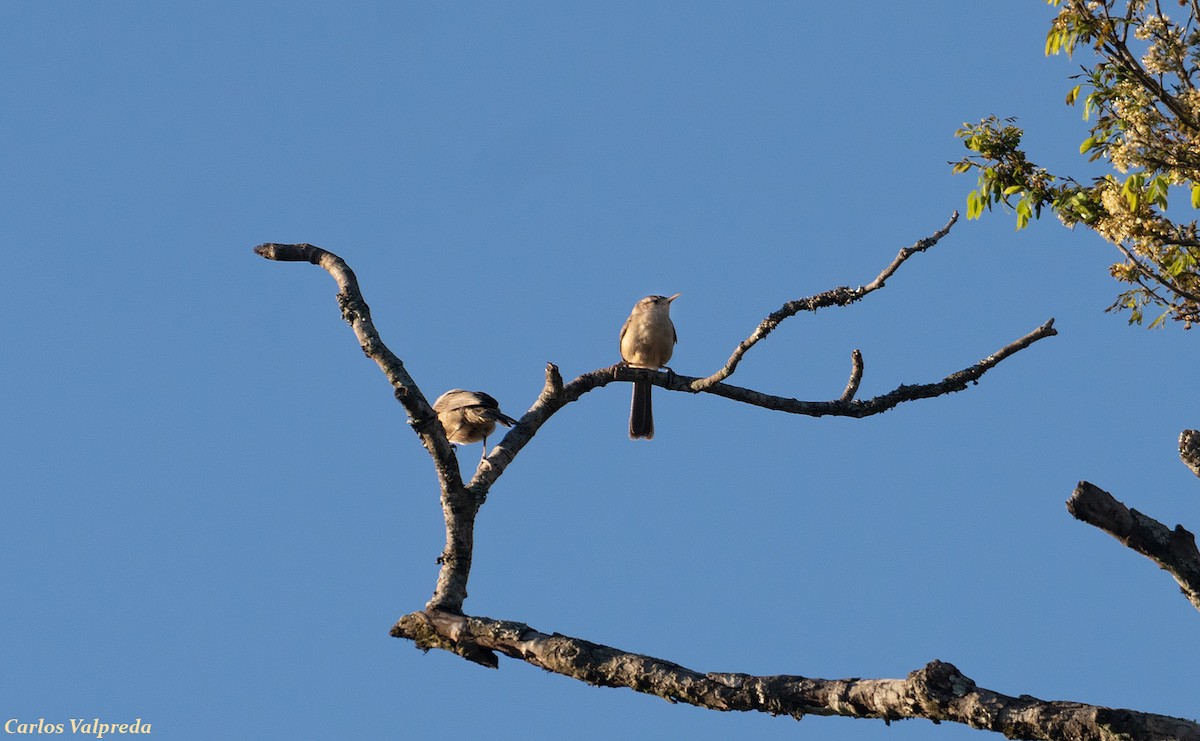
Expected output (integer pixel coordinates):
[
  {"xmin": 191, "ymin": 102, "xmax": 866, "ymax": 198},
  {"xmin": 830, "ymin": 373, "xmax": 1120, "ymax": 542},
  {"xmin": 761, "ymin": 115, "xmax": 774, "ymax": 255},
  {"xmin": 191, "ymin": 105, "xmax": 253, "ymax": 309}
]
[
  {"xmin": 840, "ymin": 349, "xmax": 864, "ymax": 403},
  {"xmin": 1113, "ymin": 239, "xmax": 1200, "ymax": 303},
  {"xmin": 689, "ymin": 212, "xmax": 959, "ymax": 392}
]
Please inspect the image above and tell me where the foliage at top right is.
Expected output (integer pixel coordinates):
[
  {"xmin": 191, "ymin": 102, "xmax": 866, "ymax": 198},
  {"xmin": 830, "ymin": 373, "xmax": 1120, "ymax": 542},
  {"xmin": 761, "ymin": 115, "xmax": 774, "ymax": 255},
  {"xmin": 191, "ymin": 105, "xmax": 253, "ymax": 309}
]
[{"xmin": 955, "ymin": 0, "xmax": 1200, "ymax": 328}]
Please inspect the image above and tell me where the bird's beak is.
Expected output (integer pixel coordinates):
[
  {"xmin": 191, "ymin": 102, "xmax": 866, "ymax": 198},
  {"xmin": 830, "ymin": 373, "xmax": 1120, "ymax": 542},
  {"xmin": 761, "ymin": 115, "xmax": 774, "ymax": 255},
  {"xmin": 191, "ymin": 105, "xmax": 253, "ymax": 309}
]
[{"xmin": 666, "ymin": 293, "xmax": 681, "ymax": 303}]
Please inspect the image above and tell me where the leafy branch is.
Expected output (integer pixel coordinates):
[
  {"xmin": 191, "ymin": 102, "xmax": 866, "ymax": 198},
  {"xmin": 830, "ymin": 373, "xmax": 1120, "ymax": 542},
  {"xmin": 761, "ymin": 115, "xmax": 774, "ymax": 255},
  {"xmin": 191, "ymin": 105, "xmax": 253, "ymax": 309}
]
[{"xmin": 950, "ymin": 0, "xmax": 1200, "ymax": 328}]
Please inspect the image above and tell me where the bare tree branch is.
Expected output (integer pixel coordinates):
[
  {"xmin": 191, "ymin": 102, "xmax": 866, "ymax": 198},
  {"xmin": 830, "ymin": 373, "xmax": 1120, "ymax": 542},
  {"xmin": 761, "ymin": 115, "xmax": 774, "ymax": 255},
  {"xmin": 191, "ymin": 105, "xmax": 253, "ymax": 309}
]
[
  {"xmin": 471, "ymin": 317, "xmax": 1055, "ymax": 493},
  {"xmin": 690, "ymin": 211, "xmax": 959, "ymax": 392},
  {"xmin": 1181, "ymin": 429, "xmax": 1200, "ymax": 479},
  {"xmin": 683, "ymin": 317, "xmax": 1056, "ymax": 416},
  {"xmin": 254, "ymin": 242, "xmax": 477, "ymax": 612},
  {"xmin": 1067, "ymin": 481, "xmax": 1200, "ymax": 613},
  {"xmin": 253, "ymin": 242, "xmax": 463, "ymax": 493},
  {"xmin": 392, "ymin": 610, "xmax": 1200, "ymax": 741}
]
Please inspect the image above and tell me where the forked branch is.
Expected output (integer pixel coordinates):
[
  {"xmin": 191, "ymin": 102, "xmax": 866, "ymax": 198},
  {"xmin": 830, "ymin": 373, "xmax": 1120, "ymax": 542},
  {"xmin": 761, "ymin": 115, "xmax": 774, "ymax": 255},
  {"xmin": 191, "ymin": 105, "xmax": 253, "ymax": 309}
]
[{"xmin": 255, "ymin": 230, "xmax": 1057, "ymax": 617}]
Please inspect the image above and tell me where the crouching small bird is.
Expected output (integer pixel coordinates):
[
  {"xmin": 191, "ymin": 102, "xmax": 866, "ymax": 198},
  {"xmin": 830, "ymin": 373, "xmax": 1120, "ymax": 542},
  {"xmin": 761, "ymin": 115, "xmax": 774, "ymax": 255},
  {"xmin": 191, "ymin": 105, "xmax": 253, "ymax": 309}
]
[
  {"xmin": 432, "ymin": 389, "xmax": 518, "ymax": 458},
  {"xmin": 619, "ymin": 293, "xmax": 679, "ymax": 440}
]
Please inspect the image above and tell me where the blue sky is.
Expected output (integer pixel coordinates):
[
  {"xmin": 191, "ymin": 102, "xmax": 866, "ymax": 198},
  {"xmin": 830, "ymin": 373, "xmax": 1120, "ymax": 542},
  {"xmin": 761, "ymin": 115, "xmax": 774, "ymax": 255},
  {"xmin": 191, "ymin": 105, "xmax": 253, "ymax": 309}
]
[{"xmin": 2, "ymin": 3, "xmax": 1197, "ymax": 739}]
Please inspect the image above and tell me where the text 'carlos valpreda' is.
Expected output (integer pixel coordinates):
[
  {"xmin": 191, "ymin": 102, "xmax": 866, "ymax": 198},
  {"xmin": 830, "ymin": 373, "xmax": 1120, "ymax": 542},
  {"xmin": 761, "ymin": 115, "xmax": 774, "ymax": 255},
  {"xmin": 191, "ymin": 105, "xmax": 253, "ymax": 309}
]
[{"xmin": 4, "ymin": 718, "xmax": 151, "ymax": 737}]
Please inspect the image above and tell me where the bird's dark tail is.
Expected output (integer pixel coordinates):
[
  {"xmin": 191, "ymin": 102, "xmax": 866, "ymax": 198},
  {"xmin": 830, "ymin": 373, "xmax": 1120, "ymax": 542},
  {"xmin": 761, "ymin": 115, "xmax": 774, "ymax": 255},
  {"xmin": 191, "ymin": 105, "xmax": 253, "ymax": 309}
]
[{"xmin": 629, "ymin": 379, "xmax": 653, "ymax": 439}]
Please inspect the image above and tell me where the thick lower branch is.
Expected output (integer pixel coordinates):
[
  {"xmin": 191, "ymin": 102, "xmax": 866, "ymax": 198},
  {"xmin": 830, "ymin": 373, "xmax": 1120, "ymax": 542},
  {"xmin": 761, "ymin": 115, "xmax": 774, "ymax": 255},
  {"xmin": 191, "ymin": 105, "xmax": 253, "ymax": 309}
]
[
  {"xmin": 1068, "ymin": 481, "xmax": 1200, "ymax": 613},
  {"xmin": 392, "ymin": 610, "xmax": 1200, "ymax": 741}
]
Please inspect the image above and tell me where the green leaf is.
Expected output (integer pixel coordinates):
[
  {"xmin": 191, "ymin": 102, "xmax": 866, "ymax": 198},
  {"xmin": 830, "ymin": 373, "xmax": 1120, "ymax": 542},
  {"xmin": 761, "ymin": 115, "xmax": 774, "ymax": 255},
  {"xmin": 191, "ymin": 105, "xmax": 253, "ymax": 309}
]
[
  {"xmin": 1016, "ymin": 195, "xmax": 1033, "ymax": 229},
  {"xmin": 1192, "ymin": 183, "xmax": 1200, "ymax": 209},
  {"xmin": 1083, "ymin": 92, "xmax": 1097, "ymax": 121},
  {"xmin": 1065, "ymin": 84, "xmax": 1081, "ymax": 106},
  {"xmin": 1166, "ymin": 252, "xmax": 1196, "ymax": 277},
  {"xmin": 1121, "ymin": 173, "xmax": 1145, "ymax": 209}
]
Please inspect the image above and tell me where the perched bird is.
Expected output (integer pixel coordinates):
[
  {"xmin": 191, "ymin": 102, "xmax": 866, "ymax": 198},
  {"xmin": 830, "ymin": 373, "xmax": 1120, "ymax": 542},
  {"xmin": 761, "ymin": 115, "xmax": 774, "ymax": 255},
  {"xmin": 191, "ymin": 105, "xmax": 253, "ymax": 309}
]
[
  {"xmin": 433, "ymin": 389, "xmax": 518, "ymax": 457},
  {"xmin": 619, "ymin": 293, "xmax": 680, "ymax": 440}
]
